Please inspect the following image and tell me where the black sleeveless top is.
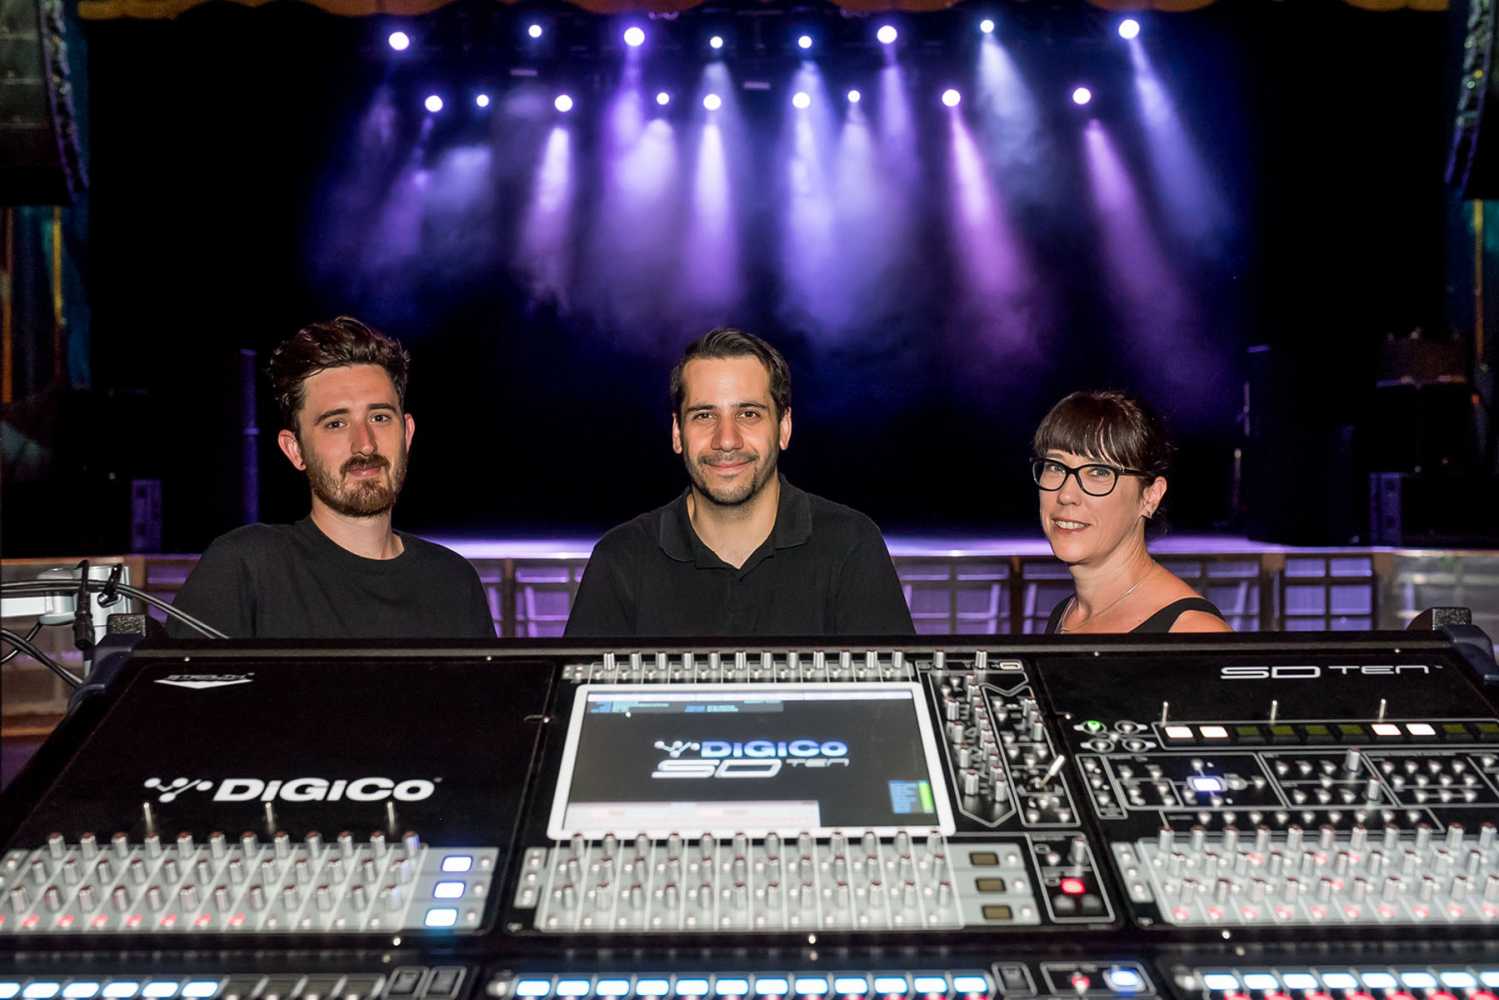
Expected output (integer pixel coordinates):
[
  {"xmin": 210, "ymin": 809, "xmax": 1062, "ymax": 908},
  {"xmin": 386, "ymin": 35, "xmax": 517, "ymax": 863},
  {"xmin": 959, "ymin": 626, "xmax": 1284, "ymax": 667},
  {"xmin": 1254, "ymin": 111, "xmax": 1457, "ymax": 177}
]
[{"xmin": 1044, "ymin": 596, "xmax": 1226, "ymax": 634}]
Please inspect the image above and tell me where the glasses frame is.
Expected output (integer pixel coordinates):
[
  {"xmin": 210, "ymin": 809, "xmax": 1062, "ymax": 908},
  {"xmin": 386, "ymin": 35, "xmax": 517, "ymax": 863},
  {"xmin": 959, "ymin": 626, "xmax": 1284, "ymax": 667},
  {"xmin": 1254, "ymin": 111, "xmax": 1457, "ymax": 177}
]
[{"xmin": 1031, "ymin": 458, "xmax": 1153, "ymax": 498}]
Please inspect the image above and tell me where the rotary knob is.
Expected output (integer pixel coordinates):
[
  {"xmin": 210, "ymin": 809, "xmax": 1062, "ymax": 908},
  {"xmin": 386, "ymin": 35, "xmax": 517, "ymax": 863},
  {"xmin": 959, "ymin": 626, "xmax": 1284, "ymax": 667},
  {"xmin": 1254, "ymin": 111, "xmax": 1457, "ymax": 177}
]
[
  {"xmin": 306, "ymin": 831, "xmax": 324, "ymax": 854},
  {"xmin": 47, "ymin": 832, "xmax": 66, "ymax": 860},
  {"xmin": 209, "ymin": 832, "xmax": 227, "ymax": 859},
  {"xmin": 79, "ymin": 833, "xmax": 99, "ymax": 860},
  {"xmin": 240, "ymin": 832, "xmax": 259, "ymax": 855},
  {"xmin": 273, "ymin": 831, "xmax": 291, "ymax": 860},
  {"xmin": 349, "ymin": 884, "xmax": 369, "ymax": 910},
  {"xmin": 177, "ymin": 832, "xmax": 195, "ymax": 859},
  {"xmin": 180, "ymin": 884, "xmax": 200, "ymax": 909},
  {"xmin": 213, "ymin": 885, "xmax": 232, "ymax": 912},
  {"xmin": 145, "ymin": 833, "xmax": 162, "ymax": 858}
]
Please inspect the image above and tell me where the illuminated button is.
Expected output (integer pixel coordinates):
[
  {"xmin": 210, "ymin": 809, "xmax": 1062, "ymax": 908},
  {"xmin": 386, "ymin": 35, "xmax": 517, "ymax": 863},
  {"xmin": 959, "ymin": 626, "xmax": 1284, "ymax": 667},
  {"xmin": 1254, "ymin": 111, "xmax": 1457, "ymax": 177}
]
[
  {"xmin": 1243, "ymin": 976, "xmax": 1278, "ymax": 991},
  {"xmin": 142, "ymin": 985, "xmax": 178, "ymax": 999},
  {"xmin": 754, "ymin": 982, "xmax": 788, "ymax": 998},
  {"xmin": 23, "ymin": 986, "xmax": 61, "ymax": 1000},
  {"xmin": 1165, "ymin": 726, "xmax": 1194, "ymax": 742},
  {"xmin": 1360, "ymin": 975, "xmax": 1396, "ymax": 991},
  {"xmin": 793, "ymin": 980, "xmax": 829, "ymax": 998},
  {"xmin": 181, "ymin": 985, "xmax": 218, "ymax": 1000},
  {"xmin": 950, "ymin": 977, "xmax": 986, "ymax": 996},
  {"xmin": 514, "ymin": 980, "xmax": 552, "ymax": 998},
  {"xmin": 423, "ymin": 907, "xmax": 459, "ymax": 928},
  {"xmin": 1060, "ymin": 877, "xmax": 1086, "ymax": 896},
  {"xmin": 1199, "ymin": 726, "xmax": 1230, "ymax": 740},
  {"xmin": 1281, "ymin": 977, "xmax": 1317, "ymax": 992},
  {"xmin": 1371, "ymin": 724, "xmax": 1401, "ymax": 738},
  {"xmin": 433, "ymin": 881, "xmax": 465, "ymax": 899},
  {"xmin": 676, "ymin": 981, "xmax": 710, "ymax": 998},
  {"xmin": 1320, "ymin": 976, "xmax": 1358, "ymax": 991},
  {"xmin": 1188, "ymin": 776, "xmax": 1226, "ymax": 794},
  {"xmin": 1202, "ymin": 975, "xmax": 1240, "ymax": 993},
  {"xmin": 596, "ymin": 981, "xmax": 630, "ymax": 998},
  {"xmin": 912, "ymin": 978, "xmax": 946, "ymax": 998},
  {"xmin": 555, "ymin": 981, "xmax": 590, "ymax": 998},
  {"xmin": 65, "ymin": 987, "xmax": 102, "ymax": 999},
  {"xmin": 1406, "ymin": 724, "xmax": 1436, "ymax": 738},
  {"xmin": 1483, "ymin": 975, "xmax": 1499, "ymax": 990},
  {"xmin": 0, "ymin": 987, "xmax": 19, "ymax": 1000},
  {"xmin": 637, "ymin": 982, "xmax": 671, "ymax": 998},
  {"xmin": 1103, "ymin": 969, "xmax": 1143, "ymax": 994},
  {"xmin": 440, "ymin": 855, "xmax": 473, "ymax": 873},
  {"xmin": 719, "ymin": 980, "xmax": 752, "ymax": 997},
  {"xmin": 1439, "ymin": 974, "xmax": 1477, "ymax": 990},
  {"xmin": 873, "ymin": 980, "xmax": 909, "ymax": 997},
  {"xmin": 1399, "ymin": 975, "xmax": 1437, "ymax": 991},
  {"xmin": 103, "ymin": 987, "xmax": 140, "ymax": 999},
  {"xmin": 832, "ymin": 980, "xmax": 867, "ymax": 997}
]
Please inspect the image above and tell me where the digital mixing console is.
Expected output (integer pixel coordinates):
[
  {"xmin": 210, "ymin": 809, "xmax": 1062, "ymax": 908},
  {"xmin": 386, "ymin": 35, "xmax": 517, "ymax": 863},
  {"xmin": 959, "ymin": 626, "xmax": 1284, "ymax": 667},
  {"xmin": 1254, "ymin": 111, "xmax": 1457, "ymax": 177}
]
[{"xmin": 2, "ymin": 631, "xmax": 1497, "ymax": 1000}]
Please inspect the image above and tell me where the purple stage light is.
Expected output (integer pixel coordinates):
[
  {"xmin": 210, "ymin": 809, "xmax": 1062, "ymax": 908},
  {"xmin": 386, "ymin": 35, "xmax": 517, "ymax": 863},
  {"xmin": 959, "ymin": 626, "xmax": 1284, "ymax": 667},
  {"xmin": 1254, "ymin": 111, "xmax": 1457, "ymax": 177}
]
[
  {"xmin": 797, "ymin": 34, "xmax": 813, "ymax": 50},
  {"xmin": 942, "ymin": 88, "xmax": 961, "ymax": 108},
  {"xmin": 475, "ymin": 93, "xmax": 491, "ymax": 109},
  {"xmin": 703, "ymin": 93, "xmax": 722, "ymax": 111},
  {"xmin": 1118, "ymin": 18, "xmax": 1140, "ymax": 40},
  {"xmin": 623, "ymin": 26, "xmax": 645, "ymax": 48},
  {"xmin": 1072, "ymin": 86, "xmax": 1093, "ymax": 106},
  {"xmin": 980, "ymin": 18, "xmax": 995, "ymax": 34},
  {"xmin": 423, "ymin": 94, "xmax": 443, "ymax": 113},
  {"xmin": 709, "ymin": 34, "xmax": 724, "ymax": 50},
  {"xmin": 387, "ymin": 30, "xmax": 410, "ymax": 51},
  {"xmin": 527, "ymin": 23, "xmax": 543, "ymax": 39},
  {"xmin": 792, "ymin": 91, "xmax": 811, "ymax": 110},
  {"xmin": 554, "ymin": 94, "xmax": 574, "ymax": 113},
  {"xmin": 876, "ymin": 24, "xmax": 898, "ymax": 45},
  {"xmin": 847, "ymin": 89, "xmax": 861, "ymax": 104},
  {"xmin": 656, "ymin": 91, "xmax": 671, "ymax": 106}
]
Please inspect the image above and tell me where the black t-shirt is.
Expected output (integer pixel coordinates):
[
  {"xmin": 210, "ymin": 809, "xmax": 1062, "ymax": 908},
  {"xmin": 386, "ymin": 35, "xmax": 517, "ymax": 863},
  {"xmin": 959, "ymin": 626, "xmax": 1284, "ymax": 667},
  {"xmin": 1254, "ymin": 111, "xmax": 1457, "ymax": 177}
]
[
  {"xmin": 564, "ymin": 479, "xmax": 914, "ymax": 637},
  {"xmin": 165, "ymin": 518, "xmax": 494, "ymax": 639}
]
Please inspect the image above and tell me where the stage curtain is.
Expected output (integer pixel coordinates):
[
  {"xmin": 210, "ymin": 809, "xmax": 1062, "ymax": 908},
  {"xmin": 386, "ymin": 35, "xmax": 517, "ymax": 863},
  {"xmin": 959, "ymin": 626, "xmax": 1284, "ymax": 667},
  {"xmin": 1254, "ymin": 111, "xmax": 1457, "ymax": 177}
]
[{"xmin": 76, "ymin": 0, "xmax": 1450, "ymax": 20}]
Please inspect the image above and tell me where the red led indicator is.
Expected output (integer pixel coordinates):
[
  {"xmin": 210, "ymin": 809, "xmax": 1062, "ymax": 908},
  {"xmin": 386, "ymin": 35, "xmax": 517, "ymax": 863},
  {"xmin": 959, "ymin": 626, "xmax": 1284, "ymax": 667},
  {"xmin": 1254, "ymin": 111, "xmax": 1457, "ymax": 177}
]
[
  {"xmin": 1428, "ymin": 992, "xmax": 1458, "ymax": 1000},
  {"xmin": 57, "ymin": 914, "xmax": 75, "ymax": 929},
  {"xmin": 1387, "ymin": 992, "xmax": 1415, "ymax": 1000},
  {"xmin": 1305, "ymin": 993, "xmax": 1333, "ymax": 1000},
  {"xmin": 1265, "ymin": 992, "xmax": 1292, "ymax": 1000},
  {"xmin": 1347, "ymin": 992, "xmax": 1376, "ymax": 1000},
  {"xmin": 228, "ymin": 913, "xmax": 246, "ymax": 927},
  {"xmin": 126, "ymin": 915, "xmax": 143, "ymax": 927},
  {"xmin": 195, "ymin": 914, "xmax": 212, "ymax": 927},
  {"xmin": 1069, "ymin": 974, "xmax": 1090, "ymax": 992},
  {"xmin": 1472, "ymin": 992, "xmax": 1498, "ymax": 1000},
  {"xmin": 22, "ymin": 915, "xmax": 40, "ymax": 929},
  {"xmin": 91, "ymin": 914, "xmax": 109, "ymax": 928},
  {"xmin": 1060, "ymin": 878, "xmax": 1086, "ymax": 896}
]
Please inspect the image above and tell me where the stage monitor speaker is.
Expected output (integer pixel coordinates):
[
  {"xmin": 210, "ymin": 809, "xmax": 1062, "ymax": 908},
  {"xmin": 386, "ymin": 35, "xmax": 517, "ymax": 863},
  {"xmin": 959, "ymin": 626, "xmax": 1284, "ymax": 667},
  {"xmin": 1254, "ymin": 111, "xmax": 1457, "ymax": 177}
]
[
  {"xmin": 0, "ymin": 0, "xmax": 85, "ymax": 205},
  {"xmin": 1449, "ymin": 0, "xmax": 1499, "ymax": 198}
]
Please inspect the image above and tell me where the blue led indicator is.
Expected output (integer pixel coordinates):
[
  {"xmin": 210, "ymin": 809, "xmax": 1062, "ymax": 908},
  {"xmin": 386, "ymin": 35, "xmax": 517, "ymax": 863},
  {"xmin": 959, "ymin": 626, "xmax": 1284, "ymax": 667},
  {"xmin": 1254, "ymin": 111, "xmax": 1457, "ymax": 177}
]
[
  {"xmin": 834, "ymin": 980, "xmax": 869, "ymax": 996},
  {"xmin": 22, "ymin": 985, "xmax": 61, "ymax": 1000},
  {"xmin": 755, "ymin": 980, "xmax": 789, "ymax": 996},
  {"xmin": 556, "ymin": 981, "xmax": 590, "ymax": 997},
  {"xmin": 873, "ymin": 980, "xmax": 908, "ymax": 996},
  {"xmin": 596, "ymin": 981, "xmax": 630, "ymax": 997},
  {"xmin": 718, "ymin": 980, "xmax": 751, "ymax": 995},
  {"xmin": 794, "ymin": 980, "xmax": 830, "ymax": 997},
  {"xmin": 64, "ymin": 987, "xmax": 102, "ymax": 999},
  {"xmin": 515, "ymin": 980, "xmax": 552, "ymax": 998},
  {"xmin": 912, "ymin": 979, "xmax": 946, "ymax": 997},
  {"xmin": 951, "ymin": 977, "xmax": 986, "ymax": 995},
  {"xmin": 180, "ymin": 985, "xmax": 218, "ymax": 1000},
  {"xmin": 1104, "ymin": 970, "xmax": 1143, "ymax": 994},
  {"xmin": 636, "ymin": 982, "xmax": 670, "ymax": 997}
]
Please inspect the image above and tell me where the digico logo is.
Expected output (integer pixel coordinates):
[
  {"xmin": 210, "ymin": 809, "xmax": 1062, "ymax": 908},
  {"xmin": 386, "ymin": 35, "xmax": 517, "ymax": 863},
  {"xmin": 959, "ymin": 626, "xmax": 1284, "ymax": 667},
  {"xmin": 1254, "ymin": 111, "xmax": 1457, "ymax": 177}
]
[{"xmin": 143, "ymin": 776, "xmax": 439, "ymax": 804}]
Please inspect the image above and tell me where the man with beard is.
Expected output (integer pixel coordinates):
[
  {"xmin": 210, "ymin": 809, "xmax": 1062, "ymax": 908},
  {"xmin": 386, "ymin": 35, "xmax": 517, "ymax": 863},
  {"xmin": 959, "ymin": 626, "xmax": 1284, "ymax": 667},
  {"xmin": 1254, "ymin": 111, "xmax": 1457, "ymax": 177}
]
[
  {"xmin": 565, "ymin": 327, "xmax": 912, "ymax": 637},
  {"xmin": 166, "ymin": 317, "xmax": 493, "ymax": 638}
]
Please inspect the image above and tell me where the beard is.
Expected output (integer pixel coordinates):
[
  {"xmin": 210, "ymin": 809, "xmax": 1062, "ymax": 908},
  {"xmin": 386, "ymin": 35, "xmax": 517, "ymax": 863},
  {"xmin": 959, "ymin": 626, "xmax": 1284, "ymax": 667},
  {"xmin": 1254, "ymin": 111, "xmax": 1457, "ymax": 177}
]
[
  {"xmin": 685, "ymin": 442, "xmax": 780, "ymax": 507},
  {"xmin": 304, "ymin": 445, "xmax": 408, "ymax": 518}
]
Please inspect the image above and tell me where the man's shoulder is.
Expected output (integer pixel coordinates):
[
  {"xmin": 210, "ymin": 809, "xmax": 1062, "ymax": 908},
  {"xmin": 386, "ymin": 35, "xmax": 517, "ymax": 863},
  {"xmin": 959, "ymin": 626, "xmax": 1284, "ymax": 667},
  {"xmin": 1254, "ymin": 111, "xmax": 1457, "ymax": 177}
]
[
  {"xmin": 799, "ymin": 489, "xmax": 887, "ymax": 545},
  {"xmin": 200, "ymin": 523, "xmax": 297, "ymax": 558},
  {"xmin": 589, "ymin": 502, "xmax": 674, "ymax": 560},
  {"xmin": 398, "ymin": 534, "xmax": 483, "ymax": 573}
]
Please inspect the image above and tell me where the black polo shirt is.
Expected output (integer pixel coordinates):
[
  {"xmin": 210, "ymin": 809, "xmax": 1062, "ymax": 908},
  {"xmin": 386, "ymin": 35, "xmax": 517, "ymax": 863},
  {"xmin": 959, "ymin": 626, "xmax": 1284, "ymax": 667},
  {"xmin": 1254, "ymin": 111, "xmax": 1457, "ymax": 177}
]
[{"xmin": 564, "ymin": 479, "xmax": 914, "ymax": 637}]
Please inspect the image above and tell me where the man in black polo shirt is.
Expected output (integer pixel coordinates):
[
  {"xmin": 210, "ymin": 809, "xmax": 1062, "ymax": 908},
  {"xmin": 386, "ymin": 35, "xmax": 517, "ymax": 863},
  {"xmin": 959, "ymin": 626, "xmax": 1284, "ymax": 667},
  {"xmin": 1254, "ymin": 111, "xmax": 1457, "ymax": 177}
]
[{"xmin": 565, "ymin": 328, "xmax": 913, "ymax": 637}]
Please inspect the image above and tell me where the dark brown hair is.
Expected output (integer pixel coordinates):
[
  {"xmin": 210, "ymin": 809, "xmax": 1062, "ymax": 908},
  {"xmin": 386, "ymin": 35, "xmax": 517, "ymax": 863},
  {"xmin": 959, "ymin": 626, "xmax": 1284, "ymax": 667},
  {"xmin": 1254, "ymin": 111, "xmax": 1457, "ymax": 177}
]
[
  {"xmin": 1033, "ymin": 390, "xmax": 1174, "ymax": 482},
  {"xmin": 669, "ymin": 327, "xmax": 792, "ymax": 421},
  {"xmin": 268, "ymin": 316, "xmax": 411, "ymax": 432}
]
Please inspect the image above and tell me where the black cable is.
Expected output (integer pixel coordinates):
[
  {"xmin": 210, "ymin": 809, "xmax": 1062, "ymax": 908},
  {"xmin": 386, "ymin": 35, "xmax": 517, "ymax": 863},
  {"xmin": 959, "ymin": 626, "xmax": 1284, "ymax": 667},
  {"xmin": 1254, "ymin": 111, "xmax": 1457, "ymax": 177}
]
[
  {"xmin": 1, "ymin": 580, "xmax": 230, "ymax": 639},
  {"xmin": 0, "ymin": 628, "xmax": 82, "ymax": 689},
  {"xmin": 72, "ymin": 559, "xmax": 95, "ymax": 659},
  {"xmin": 0, "ymin": 621, "xmax": 42, "ymax": 665}
]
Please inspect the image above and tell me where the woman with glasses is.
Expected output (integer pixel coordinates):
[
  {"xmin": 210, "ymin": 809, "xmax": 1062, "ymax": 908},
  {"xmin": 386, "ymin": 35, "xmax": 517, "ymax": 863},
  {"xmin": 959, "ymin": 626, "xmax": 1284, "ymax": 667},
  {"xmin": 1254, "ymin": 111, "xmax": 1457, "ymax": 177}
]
[{"xmin": 1032, "ymin": 390, "xmax": 1231, "ymax": 634}]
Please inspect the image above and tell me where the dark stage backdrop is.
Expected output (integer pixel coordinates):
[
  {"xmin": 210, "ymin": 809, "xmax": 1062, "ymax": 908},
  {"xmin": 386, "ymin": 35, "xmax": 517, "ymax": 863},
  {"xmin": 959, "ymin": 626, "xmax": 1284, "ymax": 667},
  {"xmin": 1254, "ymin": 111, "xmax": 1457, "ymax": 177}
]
[{"xmin": 79, "ymin": 1, "xmax": 1449, "ymax": 551}]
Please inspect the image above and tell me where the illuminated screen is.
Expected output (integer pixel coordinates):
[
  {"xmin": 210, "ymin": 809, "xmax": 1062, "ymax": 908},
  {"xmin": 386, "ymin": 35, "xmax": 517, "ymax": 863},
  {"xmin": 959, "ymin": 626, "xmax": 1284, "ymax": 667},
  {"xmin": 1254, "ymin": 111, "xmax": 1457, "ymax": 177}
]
[{"xmin": 547, "ymin": 683, "xmax": 955, "ymax": 839}]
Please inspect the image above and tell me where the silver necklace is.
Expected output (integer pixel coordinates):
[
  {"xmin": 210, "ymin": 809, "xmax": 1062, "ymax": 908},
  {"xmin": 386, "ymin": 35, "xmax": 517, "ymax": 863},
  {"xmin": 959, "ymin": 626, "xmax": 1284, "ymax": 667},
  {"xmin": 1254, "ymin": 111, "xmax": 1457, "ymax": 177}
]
[{"xmin": 1059, "ymin": 565, "xmax": 1158, "ymax": 634}]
